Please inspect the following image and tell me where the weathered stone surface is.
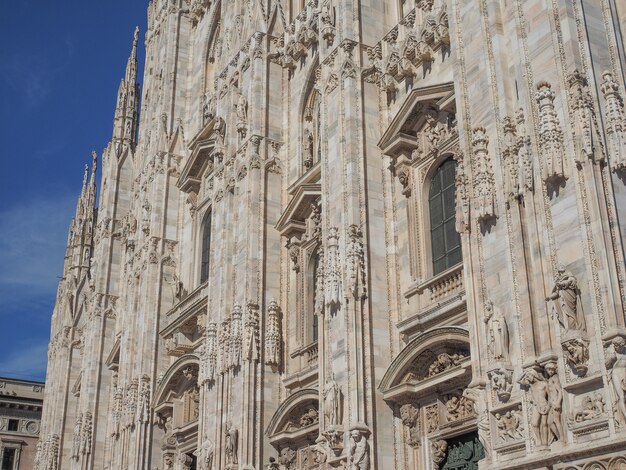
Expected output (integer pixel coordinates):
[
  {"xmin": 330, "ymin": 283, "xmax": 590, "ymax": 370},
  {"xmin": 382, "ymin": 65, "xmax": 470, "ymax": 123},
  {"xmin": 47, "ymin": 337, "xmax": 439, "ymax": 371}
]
[{"xmin": 39, "ymin": 1, "xmax": 626, "ymax": 469}]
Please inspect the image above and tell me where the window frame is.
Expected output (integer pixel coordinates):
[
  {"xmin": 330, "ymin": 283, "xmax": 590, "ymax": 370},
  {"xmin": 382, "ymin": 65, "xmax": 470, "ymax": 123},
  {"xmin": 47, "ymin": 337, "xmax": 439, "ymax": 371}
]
[
  {"xmin": 428, "ymin": 157, "xmax": 462, "ymax": 276},
  {"xmin": 199, "ymin": 209, "xmax": 212, "ymax": 285}
]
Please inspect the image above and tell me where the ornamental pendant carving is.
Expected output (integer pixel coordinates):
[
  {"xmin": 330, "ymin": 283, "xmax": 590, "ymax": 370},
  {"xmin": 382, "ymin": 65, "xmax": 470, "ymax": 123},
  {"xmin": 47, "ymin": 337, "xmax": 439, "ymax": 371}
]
[
  {"xmin": 600, "ymin": 71, "xmax": 626, "ymax": 174},
  {"xmin": 536, "ymin": 81, "xmax": 567, "ymax": 183},
  {"xmin": 471, "ymin": 127, "xmax": 496, "ymax": 222},
  {"xmin": 347, "ymin": 225, "xmax": 367, "ymax": 300},
  {"xmin": 243, "ymin": 303, "xmax": 259, "ymax": 363},
  {"xmin": 567, "ymin": 70, "xmax": 600, "ymax": 164},
  {"xmin": 325, "ymin": 227, "xmax": 342, "ymax": 315},
  {"xmin": 219, "ymin": 318, "xmax": 231, "ymax": 374},
  {"xmin": 205, "ymin": 322, "xmax": 218, "ymax": 383},
  {"xmin": 137, "ymin": 375, "xmax": 151, "ymax": 424},
  {"xmin": 264, "ymin": 300, "xmax": 282, "ymax": 367},
  {"xmin": 230, "ymin": 305, "xmax": 243, "ymax": 369},
  {"xmin": 454, "ymin": 153, "xmax": 470, "ymax": 233},
  {"xmin": 502, "ymin": 110, "xmax": 534, "ymax": 201}
]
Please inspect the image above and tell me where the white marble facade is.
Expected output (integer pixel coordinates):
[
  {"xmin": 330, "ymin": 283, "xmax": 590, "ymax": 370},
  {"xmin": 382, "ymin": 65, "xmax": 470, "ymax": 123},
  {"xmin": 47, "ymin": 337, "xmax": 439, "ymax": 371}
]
[{"xmin": 39, "ymin": 0, "xmax": 626, "ymax": 469}]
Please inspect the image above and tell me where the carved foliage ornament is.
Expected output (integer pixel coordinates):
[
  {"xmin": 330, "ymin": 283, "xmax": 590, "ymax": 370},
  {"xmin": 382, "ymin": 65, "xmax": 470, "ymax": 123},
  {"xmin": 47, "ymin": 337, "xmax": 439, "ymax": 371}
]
[
  {"xmin": 536, "ymin": 81, "xmax": 567, "ymax": 183},
  {"xmin": 471, "ymin": 127, "xmax": 496, "ymax": 222},
  {"xmin": 265, "ymin": 300, "xmax": 282, "ymax": 367},
  {"xmin": 600, "ymin": 71, "xmax": 626, "ymax": 174}
]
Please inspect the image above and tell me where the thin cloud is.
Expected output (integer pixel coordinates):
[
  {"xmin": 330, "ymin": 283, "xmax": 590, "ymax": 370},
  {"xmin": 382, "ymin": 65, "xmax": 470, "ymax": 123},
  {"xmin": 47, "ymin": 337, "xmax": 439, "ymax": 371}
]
[
  {"xmin": 0, "ymin": 34, "xmax": 74, "ymax": 108},
  {"xmin": 0, "ymin": 193, "xmax": 76, "ymax": 310},
  {"xmin": 0, "ymin": 340, "xmax": 49, "ymax": 382}
]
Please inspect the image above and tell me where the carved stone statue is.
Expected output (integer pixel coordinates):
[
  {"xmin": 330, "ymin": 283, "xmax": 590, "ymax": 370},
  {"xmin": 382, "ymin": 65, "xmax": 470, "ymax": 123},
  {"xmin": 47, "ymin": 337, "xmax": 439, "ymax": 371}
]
[
  {"xmin": 431, "ymin": 439, "xmax": 448, "ymax": 467},
  {"xmin": 225, "ymin": 422, "xmax": 238, "ymax": 464},
  {"xmin": 463, "ymin": 387, "xmax": 491, "ymax": 459},
  {"xmin": 278, "ymin": 447, "xmax": 296, "ymax": 469},
  {"xmin": 399, "ymin": 403, "xmax": 420, "ymax": 447},
  {"xmin": 484, "ymin": 300, "xmax": 509, "ymax": 361},
  {"xmin": 574, "ymin": 393, "xmax": 606, "ymax": 422},
  {"xmin": 324, "ymin": 377, "xmax": 342, "ymax": 427},
  {"xmin": 303, "ymin": 128, "xmax": 314, "ymax": 170},
  {"xmin": 495, "ymin": 409, "xmax": 524, "ymax": 441},
  {"xmin": 349, "ymin": 429, "xmax": 370, "ymax": 470},
  {"xmin": 428, "ymin": 352, "xmax": 466, "ymax": 377},
  {"xmin": 488, "ymin": 367, "xmax": 513, "ymax": 402},
  {"xmin": 445, "ymin": 394, "xmax": 474, "ymax": 421},
  {"xmin": 195, "ymin": 438, "xmax": 214, "ymax": 470},
  {"xmin": 518, "ymin": 368, "xmax": 550, "ymax": 447},
  {"xmin": 562, "ymin": 337, "xmax": 590, "ymax": 376},
  {"xmin": 236, "ymin": 93, "xmax": 248, "ymax": 137},
  {"xmin": 605, "ymin": 336, "xmax": 626, "ymax": 424},
  {"xmin": 546, "ymin": 266, "xmax": 586, "ymax": 333},
  {"xmin": 545, "ymin": 361, "xmax": 563, "ymax": 444}
]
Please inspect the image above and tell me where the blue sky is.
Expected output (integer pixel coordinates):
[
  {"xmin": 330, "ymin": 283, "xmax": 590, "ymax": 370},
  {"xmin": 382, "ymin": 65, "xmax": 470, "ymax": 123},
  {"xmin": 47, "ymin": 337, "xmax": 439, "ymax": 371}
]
[{"xmin": 0, "ymin": 2, "xmax": 148, "ymax": 381}]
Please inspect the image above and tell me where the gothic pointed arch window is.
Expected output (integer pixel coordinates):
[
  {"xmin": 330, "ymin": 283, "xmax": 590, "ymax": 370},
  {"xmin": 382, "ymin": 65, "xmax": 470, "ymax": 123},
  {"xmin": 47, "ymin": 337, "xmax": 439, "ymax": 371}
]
[
  {"xmin": 200, "ymin": 210, "xmax": 212, "ymax": 284},
  {"xmin": 302, "ymin": 86, "xmax": 322, "ymax": 173},
  {"xmin": 429, "ymin": 158, "xmax": 461, "ymax": 275}
]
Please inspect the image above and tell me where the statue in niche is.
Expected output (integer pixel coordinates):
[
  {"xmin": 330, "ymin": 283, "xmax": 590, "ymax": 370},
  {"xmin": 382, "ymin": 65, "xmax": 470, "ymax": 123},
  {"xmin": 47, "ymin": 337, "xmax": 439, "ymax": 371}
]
[
  {"xmin": 236, "ymin": 93, "xmax": 248, "ymax": 137},
  {"xmin": 303, "ymin": 128, "xmax": 314, "ymax": 170},
  {"xmin": 484, "ymin": 300, "xmax": 509, "ymax": 361},
  {"xmin": 518, "ymin": 368, "xmax": 550, "ymax": 447},
  {"xmin": 225, "ymin": 422, "xmax": 238, "ymax": 464},
  {"xmin": 324, "ymin": 376, "xmax": 342, "ymax": 427},
  {"xmin": 546, "ymin": 266, "xmax": 586, "ymax": 333},
  {"xmin": 545, "ymin": 361, "xmax": 563, "ymax": 444},
  {"xmin": 605, "ymin": 336, "xmax": 626, "ymax": 424},
  {"xmin": 349, "ymin": 429, "xmax": 370, "ymax": 470}
]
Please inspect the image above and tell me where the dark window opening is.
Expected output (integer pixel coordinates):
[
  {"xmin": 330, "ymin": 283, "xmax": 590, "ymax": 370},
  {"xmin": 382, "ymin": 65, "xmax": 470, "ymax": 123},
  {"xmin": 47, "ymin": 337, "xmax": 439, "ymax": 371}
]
[
  {"xmin": 7, "ymin": 419, "xmax": 18, "ymax": 432},
  {"xmin": 1, "ymin": 448, "xmax": 15, "ymax": 470},
  {"xmin": 310, "ymin": 250, "xmax": 320, "ymax": 343},
  {"xmin": 429, "ymin": 159, "xmax": 462, "ymax": 275},
  {"xmin": 200, "ymin": 211, "xmax": 212, "ymax": 284}
]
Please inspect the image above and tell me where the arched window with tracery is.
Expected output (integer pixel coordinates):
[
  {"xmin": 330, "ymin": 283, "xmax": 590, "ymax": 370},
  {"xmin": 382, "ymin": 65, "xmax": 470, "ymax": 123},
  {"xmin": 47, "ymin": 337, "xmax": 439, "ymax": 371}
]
[
  {"xmin": 200, "ymin": 211, "xmax": 212, "ymax": 284},
  {"xmin": 303, "ymin": 87, "xmax": 322, "ymax": 173},
  {"xmin": 429, "ymin": 158, "xmax": 461, "ymax": 275}
]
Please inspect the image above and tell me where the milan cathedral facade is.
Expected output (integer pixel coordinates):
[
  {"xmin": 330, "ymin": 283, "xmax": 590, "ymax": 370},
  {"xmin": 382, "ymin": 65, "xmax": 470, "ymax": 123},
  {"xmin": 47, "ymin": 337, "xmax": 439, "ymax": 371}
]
[{"xmin": 39, "ymin": 0, "xmax": 626, "ymax": 469}]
